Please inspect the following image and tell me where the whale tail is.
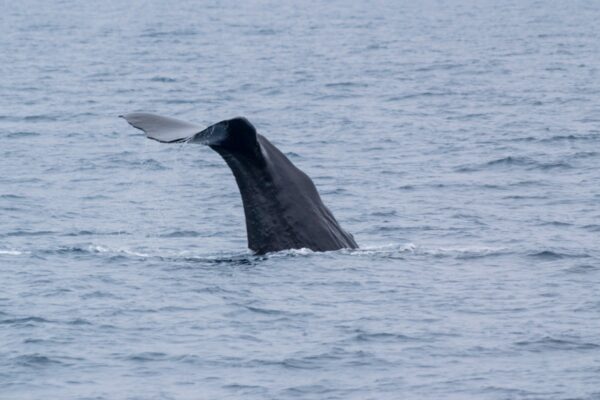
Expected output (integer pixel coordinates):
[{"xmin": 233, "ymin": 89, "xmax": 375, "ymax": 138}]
[{"xmin": 121, "ymin": 112, "xmax": 358, "ymax": 254}]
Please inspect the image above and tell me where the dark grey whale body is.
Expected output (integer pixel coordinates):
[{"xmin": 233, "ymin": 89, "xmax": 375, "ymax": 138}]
[{"xmin": 122, "ymin": 113, "xmax": 358, "ymax": 254}]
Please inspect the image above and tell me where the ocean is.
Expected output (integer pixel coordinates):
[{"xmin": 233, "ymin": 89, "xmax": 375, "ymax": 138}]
[{"xmin": 1, "ymin": 1, "xmax": 600, "ymax": 399}]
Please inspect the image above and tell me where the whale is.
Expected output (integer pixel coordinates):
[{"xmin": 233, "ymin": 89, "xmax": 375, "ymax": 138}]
[{"xmin": 121, "ymin": 113, "xmax": 358, "ymax": 254}]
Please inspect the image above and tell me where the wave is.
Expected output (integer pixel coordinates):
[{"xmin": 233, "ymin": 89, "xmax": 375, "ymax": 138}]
[
  {"xmin": 2, "ymin": 230, "xmax": 55, "ymax": 238},
  {"xmin": 583, "ymin": 224, "xmax": 600, "ymax": 232},
  {"xmin": 417, "ymin": 245, "xmax": 511, "ymax": 259},
  {"xmin": 0, "ymin": 249, "xmax": 25, "ymax": 256},
  {"xmin": 33, "ymin": 245, "xmax": 151, "ymax": 259},
  {"xmin": 3, "ymin": 241, "xmax": 518, "ymax": 264},
  {"xmin": 140, "ymin": 29, "xmax": 198, "ymax": 38},
  {"xmin": 540, "ymin": 133, "xmax": 600, "ymax": 143},
  {"xmin": 511, "ymin": 133, "xmax": 600, "ymax": 143},
  {"xmin": 386, "ymin": 90, "xmax": 456, "ymax": 101},
  {"xmin": 325, "ymin": 81, "xmax": 368, "ymax": 88},
  {"xmin": 159, "ymin": 230, "xmax": 203, "ymax": 238},
  {"xmin": 564, "ymin": 264, "xmax": 600, "ymax": 274},
  {"xmin": 346, "ymin": 243, "xmax": 593, "ymax": 262},
  {"xmin": 353, "ymin": 330, "xmax": 421, "ymax": 343},
  {"xmin": 515, "ymin": 336, "xmax": 600, "ymax": 352},
  {"xmin": 0, "ymin": 316, "xmax": 51, "ymax": 325},
  {"xmin": 456, "ymin": 156, "xmax": 572, "ymax": 172},
  {"xmin": 149, "ymin": 76, "xmax": 177, "ymax": 83},
  {"xmin": 13, "ymin": 354, "xmax": 64, "ymax": 367},
  {"xmin": 31, "ymin": 244, "xmax": 260, "ymax": 266},
  {"xmin": 343, "ymin": 243, "xmax": 507, "ymax": 259},
  {"xmin": 61, "ymin": 230, "xmax": 130, "ymax": 237},
  {"xmin": 340, "ymin": 243, "xmax": 515, "ymax": 260},
  {"xmin": 23, "ymin": 114, "xmax": 57, "ymax": 122},
  {"xmin": 241, "ymin": 305, "xmax": 312, "ymax": 318},
  {"xmin": 7, "ymin": 131, "xmax": 40, "ymax": 138},
  {"xmin": 8, "ymin": 240, "xmax": 591, "ymax": 266},
  {"xmin": 126, "ymin": 352, "xmax": 169, "ymax": 362},
  {"xmin": 527, "ymin": 250, "xmax": 590, "ymax": 260},
  {"xmin": 537, "ymin": 220, "xmax": 572, "ymax": 227}
]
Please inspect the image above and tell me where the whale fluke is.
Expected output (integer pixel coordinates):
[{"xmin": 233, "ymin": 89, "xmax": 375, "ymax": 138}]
[
  {"xmin": 122, "ymin": 113, "xmax": 358, "ymax": 254},
  {"xmin": 120, "ymin": 113, "xmax": 203, "ymax": 143}
]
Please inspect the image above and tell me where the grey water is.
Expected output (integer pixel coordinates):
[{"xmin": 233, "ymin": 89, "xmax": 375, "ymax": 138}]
[{"xmin": 1, "ymin": 1, "xmax": 600, "ymax": 399}]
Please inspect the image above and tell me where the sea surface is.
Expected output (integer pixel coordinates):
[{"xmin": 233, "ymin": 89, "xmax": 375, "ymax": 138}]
[{"xmin": 2, "ymin": 1, "xmax": 600, "ymax": 399}]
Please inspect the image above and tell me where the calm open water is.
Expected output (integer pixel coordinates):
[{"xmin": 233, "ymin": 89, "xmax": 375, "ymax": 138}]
[{"xmin": 2, "ymin": 1, "xmax": 600, "ymax": 399}]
